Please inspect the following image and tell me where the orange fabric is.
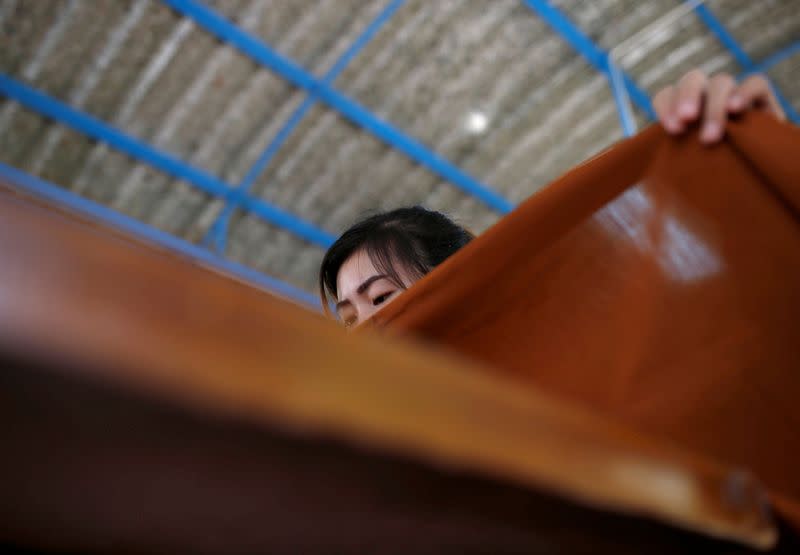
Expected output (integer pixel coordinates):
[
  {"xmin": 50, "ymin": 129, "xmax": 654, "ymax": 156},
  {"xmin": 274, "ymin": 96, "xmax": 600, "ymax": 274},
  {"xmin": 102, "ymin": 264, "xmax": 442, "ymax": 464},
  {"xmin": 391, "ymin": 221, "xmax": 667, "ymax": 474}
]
[
  {"xmin": 0, "ymin": 188, "xmax": 782, "ymax": 550},
  {"xmin": 373, "ymin": 113, "xmax": 800, "ymax": 521}
]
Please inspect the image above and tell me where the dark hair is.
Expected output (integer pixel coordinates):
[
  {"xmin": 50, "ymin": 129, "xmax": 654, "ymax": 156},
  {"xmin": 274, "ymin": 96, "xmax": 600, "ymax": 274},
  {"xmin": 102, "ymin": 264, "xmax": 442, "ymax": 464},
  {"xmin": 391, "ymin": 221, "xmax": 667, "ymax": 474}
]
[{"xmin": 319, "ymin": 206, "xmax": 474, "ymax": 314}]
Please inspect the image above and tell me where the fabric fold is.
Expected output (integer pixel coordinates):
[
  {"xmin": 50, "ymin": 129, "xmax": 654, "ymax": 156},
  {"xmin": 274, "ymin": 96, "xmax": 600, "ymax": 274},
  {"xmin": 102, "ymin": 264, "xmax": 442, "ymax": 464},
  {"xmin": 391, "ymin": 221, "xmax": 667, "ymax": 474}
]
[{"xmin": 371, "ymin": 113, "xmax": 800, "ymax": 523}]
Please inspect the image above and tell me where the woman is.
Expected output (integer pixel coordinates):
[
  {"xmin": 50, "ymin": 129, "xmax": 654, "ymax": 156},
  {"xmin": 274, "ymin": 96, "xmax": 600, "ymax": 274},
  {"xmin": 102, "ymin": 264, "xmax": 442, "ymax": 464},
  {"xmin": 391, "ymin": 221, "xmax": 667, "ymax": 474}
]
[
  {"xmin": 320, "ymin": 205, "xmax": 473, "ymax": 327},
  {"xmin": 320, "ymin": 71, "xmax": 786, "ymax": 327}
]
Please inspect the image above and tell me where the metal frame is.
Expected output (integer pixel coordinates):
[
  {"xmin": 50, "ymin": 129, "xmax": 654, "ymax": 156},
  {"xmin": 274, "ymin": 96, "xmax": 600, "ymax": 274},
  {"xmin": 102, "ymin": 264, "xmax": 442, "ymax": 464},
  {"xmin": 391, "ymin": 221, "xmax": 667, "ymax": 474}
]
[
  {"xmin": 692, "ymin": 3, "xmax": 799, "ymax": 123},
  {"xmin": 163, "ymin": 0, "xmax": 515, "ymax": 215},
  {"xmin": 608, "ymin": 0, "xmax": 707, "ymax": 136},
  {"xmin": 753, "ymin": 41, "xmax": 800, "ymax": 75},
  {"xmin": 204, "ymin": 0, "xmax": 406, "ymax": 254},
  {"xmin": 0, "ymin": 162, "xmax": 320, "ymax": 309},
  {"xmin": 0, "ymin": 74, "xmax": 335, "ymax": 249},
  {"xmin": 1, "ymin": 0, "xmax": 797, "ymax": 305},
  {"xmin": 522, "ymin": 0, "xmax": 656, "ymax": 125}
]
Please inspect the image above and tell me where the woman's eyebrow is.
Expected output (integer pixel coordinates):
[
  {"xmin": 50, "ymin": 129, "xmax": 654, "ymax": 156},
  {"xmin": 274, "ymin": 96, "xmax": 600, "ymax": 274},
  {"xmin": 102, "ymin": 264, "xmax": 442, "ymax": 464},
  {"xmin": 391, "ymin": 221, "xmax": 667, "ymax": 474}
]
[
  {"xmin": 356, "ymin": 274, "xmax": 391, "ymax": 294},
  {"xmin": 336, "ymin": 275, "xmax": 392, "ymax": 312}
]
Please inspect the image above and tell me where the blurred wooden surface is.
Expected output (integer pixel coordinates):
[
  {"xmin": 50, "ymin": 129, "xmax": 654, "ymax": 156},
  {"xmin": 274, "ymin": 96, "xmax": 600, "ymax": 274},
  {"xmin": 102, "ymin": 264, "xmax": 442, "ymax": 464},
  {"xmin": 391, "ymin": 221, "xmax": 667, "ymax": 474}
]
[{"xmin": 0, "ymin": 182, "xmax": 794, "ymax": 553}]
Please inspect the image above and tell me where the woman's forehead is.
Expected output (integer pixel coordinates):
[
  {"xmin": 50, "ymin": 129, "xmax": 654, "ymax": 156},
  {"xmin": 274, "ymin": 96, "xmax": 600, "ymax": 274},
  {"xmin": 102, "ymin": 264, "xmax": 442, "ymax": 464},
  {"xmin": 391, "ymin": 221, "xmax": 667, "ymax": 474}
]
[{"xmin": 336, "ymin": 250, "xmax": 379, "ymax": 298}]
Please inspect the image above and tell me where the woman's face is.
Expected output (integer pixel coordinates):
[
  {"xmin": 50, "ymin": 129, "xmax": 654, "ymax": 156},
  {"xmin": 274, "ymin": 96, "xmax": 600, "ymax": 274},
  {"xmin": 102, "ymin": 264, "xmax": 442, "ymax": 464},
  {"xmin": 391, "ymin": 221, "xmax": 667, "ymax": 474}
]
[{"xmin": 335, "ymin": 249, "xmax": 414, "ymax": 328}]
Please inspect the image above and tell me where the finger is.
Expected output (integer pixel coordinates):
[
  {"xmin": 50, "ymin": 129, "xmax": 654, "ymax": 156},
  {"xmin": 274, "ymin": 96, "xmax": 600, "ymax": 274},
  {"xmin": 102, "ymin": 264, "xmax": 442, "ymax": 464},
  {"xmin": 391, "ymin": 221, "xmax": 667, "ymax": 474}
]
[
  {"xmin": 675, "ymin": 69, "xmax": 708, "ymax": 122},
  {"xmin": 653, "ymin": 85, "xmax": 682, "ymax": 133},
  {"xmin": 701, "ymin": 73, "xmax": 736, "ymax": 144},
  {"xmin": 728, "ymin": 74, "xmax": 786, "ymax": 120}
]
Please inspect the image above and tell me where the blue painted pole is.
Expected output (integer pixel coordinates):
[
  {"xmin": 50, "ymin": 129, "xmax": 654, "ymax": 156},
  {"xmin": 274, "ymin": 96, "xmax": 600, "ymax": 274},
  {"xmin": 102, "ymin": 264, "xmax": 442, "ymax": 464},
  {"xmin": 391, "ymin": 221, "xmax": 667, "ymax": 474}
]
[
  {"xmin": 752, "ymin": 41, "xmax": 800, "ymax": 74},
  {"xmin": 205, "ymin": 0, "xmax": 406, "ymax": 253},
  {"xmin": 0, "ymin": 74, "xmax": 335, "ymax": 247},
  {"xmin": 607, "ymin": 66, "xmax": 637, "ymax": 136},
  {"xmin": 692, "ymin": 4, "xmax": 751, "ymax": 68},
  {"xmin": 162, "ymin": 0, "xmax": 515, "ymax": 215},
  {"xmin": 692, "ymin": 4, "xmax": 799, "ymax": 123},
  {"xmin": 0, "ymin": 162, "xmax": 321, "ymax": 309},
  {"xmin": 521, "ymin": 0, "xmax": 655, "ymax": 120}
]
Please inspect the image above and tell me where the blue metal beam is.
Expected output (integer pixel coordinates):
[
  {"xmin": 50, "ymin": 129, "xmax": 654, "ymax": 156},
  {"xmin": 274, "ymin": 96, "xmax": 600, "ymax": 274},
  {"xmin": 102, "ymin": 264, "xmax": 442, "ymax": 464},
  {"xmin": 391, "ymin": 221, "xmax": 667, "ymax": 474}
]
[
  {"xmin": 205, "ymin": 0, "xmax": 406, "ymax": 253},
  {"xmin": 692, "ymin": 4, "xmax": 799, "ymax": 123},
  {"xmin": 522, "ymin": 0, "xmax": 655, "ymax": 120},
  {"xmin": 752, "ymin": 41, "xmax": 800, "ymax": 74},
  {"xmin": 0, "ymin": 74, "xmax": 335, "ymax": 248},
  {"xmin": 0, "ymin": 161, "xmax": 321, "ymax": 309},
  {"xmin": 692, "ymin": 4, "xmax": 750, "ymax": 68},
  {"xmin": 607, "ymin": 69, "xmax": 637, "ymax": 136},
  {"xmin": 162, "ymin": 0, "xmax": 514, "ymax": 214}
]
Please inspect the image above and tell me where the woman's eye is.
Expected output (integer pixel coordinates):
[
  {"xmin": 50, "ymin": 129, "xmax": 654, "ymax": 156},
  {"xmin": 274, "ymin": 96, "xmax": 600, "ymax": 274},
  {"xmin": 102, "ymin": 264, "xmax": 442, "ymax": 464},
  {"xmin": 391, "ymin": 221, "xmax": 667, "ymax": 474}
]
[{"xmin": 372, "ymin": 292, "xmax": 394, "ymax": 306}]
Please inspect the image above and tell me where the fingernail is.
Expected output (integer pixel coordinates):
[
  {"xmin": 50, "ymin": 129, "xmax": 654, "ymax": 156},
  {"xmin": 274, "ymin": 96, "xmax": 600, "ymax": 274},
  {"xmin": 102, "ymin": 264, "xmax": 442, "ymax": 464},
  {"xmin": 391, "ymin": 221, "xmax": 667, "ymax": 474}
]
[
  {"xmin": 701, "ymin": 122, "xmax": 721, "ymax": 143},
  {"xmin": 664, "ymin": 116, "xmax": 681, "ymax": 133},
  {"xmin": 679, "ymin": 101, "xmax": 696, "ymax": 118}
]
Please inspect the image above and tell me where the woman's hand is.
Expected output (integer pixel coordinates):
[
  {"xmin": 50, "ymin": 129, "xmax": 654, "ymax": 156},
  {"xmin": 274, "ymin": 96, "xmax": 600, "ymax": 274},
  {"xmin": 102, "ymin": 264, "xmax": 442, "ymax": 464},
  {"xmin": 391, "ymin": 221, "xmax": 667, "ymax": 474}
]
[{"xmin": 653, "ymin": 70, "xmax": 786, "ymax": 144}]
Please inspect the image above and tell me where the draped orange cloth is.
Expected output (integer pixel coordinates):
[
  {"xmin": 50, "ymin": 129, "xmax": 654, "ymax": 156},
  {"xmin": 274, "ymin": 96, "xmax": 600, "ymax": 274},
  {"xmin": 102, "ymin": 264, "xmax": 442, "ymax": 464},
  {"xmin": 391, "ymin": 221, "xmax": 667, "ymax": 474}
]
[
  {"xmin": 1, "ymin": 114, "xmax": 799, "ymax": 552},
  {"xmin": 1, "ymin": 181, "xmax": 784, "ymax": 552},
  {"xmin": 372, "ymin": 113, "xmax": 800, "ymax": 522}
]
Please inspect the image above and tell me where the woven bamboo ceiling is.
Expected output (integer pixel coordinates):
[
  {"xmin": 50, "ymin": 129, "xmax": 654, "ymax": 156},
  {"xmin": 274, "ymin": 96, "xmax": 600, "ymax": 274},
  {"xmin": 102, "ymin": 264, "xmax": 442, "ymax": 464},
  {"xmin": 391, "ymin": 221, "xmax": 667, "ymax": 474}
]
[{"xmin": 1, "ymin": 0, "xmax": 798, "ymax": 303}]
